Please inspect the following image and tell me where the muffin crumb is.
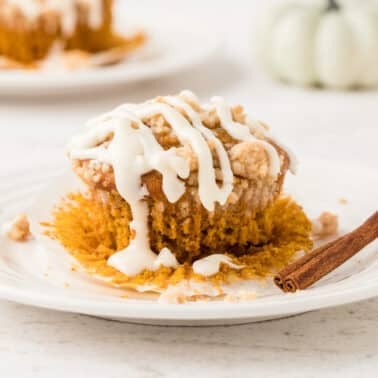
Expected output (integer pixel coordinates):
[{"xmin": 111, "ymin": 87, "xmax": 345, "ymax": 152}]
[
  {"xmin": 312, "ymin": 212, "xmax": 338, "ymax": 239},
  {"xmin": 225, "ymin": 291, "xmax": 257, "ymax": 302},
  {"xmin": 2, "ymin": 214, "xmax": 31, "ymax": 242}
]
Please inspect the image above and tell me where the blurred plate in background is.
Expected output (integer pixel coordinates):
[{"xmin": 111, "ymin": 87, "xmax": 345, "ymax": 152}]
[{"xmin": 0, "ymin": 7, "xmax": 220, "ymax": 96}]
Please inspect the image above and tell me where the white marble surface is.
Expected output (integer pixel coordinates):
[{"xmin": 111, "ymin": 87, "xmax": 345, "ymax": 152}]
[
  {"xmin": 0, "ymin": 300, "xmax": 377, "ymax": 378},
  {"xmin": 0, "ymin": 0, "xmax": 378, "ymax": 377}
]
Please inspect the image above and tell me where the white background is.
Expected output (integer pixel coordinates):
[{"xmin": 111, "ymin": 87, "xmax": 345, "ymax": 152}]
[{"xmin": 0, "ymin": 0, "xmax": 377, "ymax": 377}]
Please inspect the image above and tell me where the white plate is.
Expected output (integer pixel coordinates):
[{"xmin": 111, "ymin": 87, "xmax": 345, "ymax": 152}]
[
  {"xmin": 0, "ymin": 159, "xmax": 377, "ymax": 326},
  {"xmin": 0, "ymin": 7, "xmax": 220, "ymax": 96}
]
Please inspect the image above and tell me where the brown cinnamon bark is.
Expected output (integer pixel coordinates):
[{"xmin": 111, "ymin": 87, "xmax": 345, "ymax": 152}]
[
  {"xmin": 274, "ymin": 211, "xmax": 378, "ymax": 293},
  {"xmin": 273, "ymin": 238, "xmax": 340, "ymax": 289}
]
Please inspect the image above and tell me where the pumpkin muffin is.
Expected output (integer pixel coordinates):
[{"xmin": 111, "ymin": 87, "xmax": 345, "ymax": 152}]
[
  {"xmin": 44, "ymin": 91, "xmax": 313, "ymax": 298},
  {"xmin": 0, "ymin": 0, "xmax": 144, "ymax": 66}
]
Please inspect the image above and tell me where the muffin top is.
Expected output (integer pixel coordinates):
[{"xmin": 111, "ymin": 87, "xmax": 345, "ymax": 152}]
[{"xmin": 68, "ymin": 90, "xmax": 296, "ymax": 207}]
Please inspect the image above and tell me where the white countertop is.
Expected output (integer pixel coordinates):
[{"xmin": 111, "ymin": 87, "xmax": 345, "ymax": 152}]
[
  {"xmin": 0, "ymin": 0, "xmax": 377, "ymax": 377},
  {"xmin": 1, "ymin": 299, "xmax": 377, "ymax": 378}
]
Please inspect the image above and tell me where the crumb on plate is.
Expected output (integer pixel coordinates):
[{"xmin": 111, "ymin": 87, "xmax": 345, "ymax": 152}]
[
  {"xmin": 312, "ymin": 212, "xmax": 338, "ymax": 239},
  {"xmin": 2, "ymin": 214, "xmax": 31, "ymax": 242},
  {"xmin": 224, "ymin": 291, "xmax": 257, "ymax": 302}
]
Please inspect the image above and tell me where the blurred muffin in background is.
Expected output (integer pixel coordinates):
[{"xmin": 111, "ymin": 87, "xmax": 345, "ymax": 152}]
[{"xmin": 0, "ymin": 0, "xmax": 145, "ymax": 68}]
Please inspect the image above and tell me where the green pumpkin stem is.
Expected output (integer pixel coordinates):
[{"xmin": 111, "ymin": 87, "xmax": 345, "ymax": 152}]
[{"xmin": 327, "ymin": 0, "xmax": 340, "ymax": 11}]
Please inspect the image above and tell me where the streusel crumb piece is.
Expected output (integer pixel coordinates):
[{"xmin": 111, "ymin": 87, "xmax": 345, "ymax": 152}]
[
  {"xmin": 312, "ymin": 212, "xmax": 338, "ymax": 239},
  {"xmin": 2, "ymin": 214, "xmax": 31, "ymax": 242},
  {"xmin": 224, "ymin": 291, "xmax": 257, "ymax": 302}
]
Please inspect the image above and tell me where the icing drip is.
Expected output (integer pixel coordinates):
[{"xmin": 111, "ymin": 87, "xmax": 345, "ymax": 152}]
[
  {"xmin": 117, "ymin": 102, "xmax": 222, "ymax": 211},
  {"xmin": 162, "ymin": 94, "xmax": 233, "ymax": 205},
  {"xmin": 70, "ymin": 111, "xmax": 188, "ymax": 276},
  {"xmin": 5, "ymin": 0, "xmax": 104, "ymax": 36},
  {"xmin": 245, "ymin": 115, "xmax": 298, "ymax": 174},
  {"xmin": 192, "ymin": 255, "xmax": 244, "ymax": 277},
  {"xmin": 68, "ymin": 91, "xmax": 293, "ymax": 276},
  {"xmin": 211, "ymin": 96, "xmax": 282, "ymax": 177},
  {"xmin": 153, "ymin": 247, "xmax": 179, "ymax": 270}
]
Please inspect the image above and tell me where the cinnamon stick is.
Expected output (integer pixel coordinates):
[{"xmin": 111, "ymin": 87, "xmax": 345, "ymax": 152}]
[
  {"xmin": 274, "ymin": 211, "xmax": 378, "ymax": 293},
  {"xmin": 274, "ymin": 237, "xmax": 341, "ymax": 289}
]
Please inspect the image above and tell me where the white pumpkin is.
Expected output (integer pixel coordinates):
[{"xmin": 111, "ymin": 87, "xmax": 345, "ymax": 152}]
[{"xmin": 256, "ymin": 0, "xmax": 378, "ymax": 89}]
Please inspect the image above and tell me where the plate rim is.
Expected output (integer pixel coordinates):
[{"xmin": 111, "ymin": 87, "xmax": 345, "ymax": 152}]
[
  {"xmin": 0, "ymin": 276, "xmax": 377, "ymax": 320},
  {"xmin": 0, "ymin": 10, "xmax": 221, "ymax": 94}
]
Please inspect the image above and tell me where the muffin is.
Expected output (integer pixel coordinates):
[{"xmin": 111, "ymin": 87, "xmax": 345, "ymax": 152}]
[
  {"xmin": 44, "ymin": 91, "xmax": 313, "ymax": 298},
  {"xmin": 0, "ymin": 0, "xmax": 142, "ymax": 65}
]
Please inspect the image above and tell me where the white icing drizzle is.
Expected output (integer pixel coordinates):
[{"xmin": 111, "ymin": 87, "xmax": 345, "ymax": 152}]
[
  {"xmin": 68, "ymin": 91, "xmax": 293, "ymax": 277},
  {"xmin": 5, "ymin": 0, "xmax": 103, "ymax": 36},
  {"xmin": 211, "ymin": 96, "xmax": 282, "ymax": 177},
  {"xmin": 245, "ymin": 115, "xmax": 298, "ymax": 174},
  {"xmin": 152, "ymin": 247, "xmax": 179, "ymax": 270},
  {"xmin": 192, "ymin": 254, "xmax": 244, "ymax": 277},
  {"xmin": 163, "ymin": 93, "xmax": 233, "ymax": 205},
  {"xmin": 117, "ymin": 102, "xmax": 223, "ymax": 211},
  {"xmin": 70, "ymin": 111, "xmax": 188, "ymax": 276}
]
